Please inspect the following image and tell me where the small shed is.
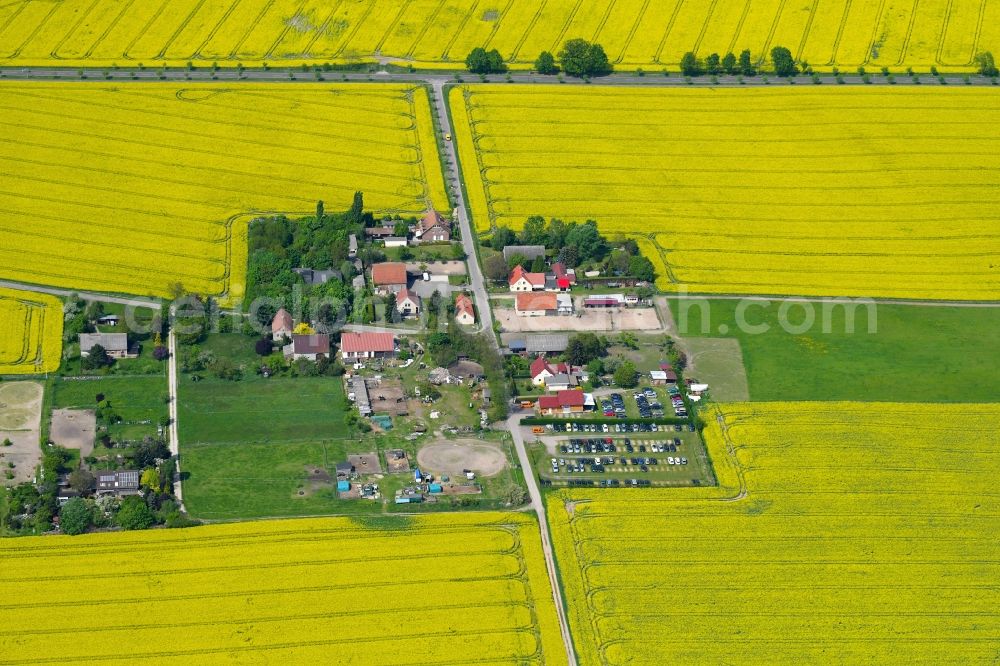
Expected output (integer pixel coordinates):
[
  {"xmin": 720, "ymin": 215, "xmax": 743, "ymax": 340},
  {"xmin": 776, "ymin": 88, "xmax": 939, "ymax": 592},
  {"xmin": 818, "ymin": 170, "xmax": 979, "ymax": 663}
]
[{"xmin": 335, "ymin": 461, "xmax": 353, "ymax": 478}]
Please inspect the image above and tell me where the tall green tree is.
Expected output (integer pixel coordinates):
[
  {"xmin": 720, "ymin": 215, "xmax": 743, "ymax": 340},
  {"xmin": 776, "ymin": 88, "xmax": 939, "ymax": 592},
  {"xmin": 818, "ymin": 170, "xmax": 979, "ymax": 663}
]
[
  {"xmin": 520, "ymin": 215, "xmax": 547, "ymax": 245},
  {"xmin": 738, "ymin": 49, "xmax": 755, "ymax": 76},
  {"xmin": 705, "ymin": 53, "xmax": 721, "ymax": 75},
  {"xmin": 116, "ymin": 496, "xmax": 155, "ymax": 531},
  {"xmin": 535, "ymin": 51, "xmax": 559, "ymax": 74},
  {"xmin": 722, "ymin": 51, "xmax": 737, "ymax": 74},
  {"xmin": 976, "ymin": 51, "xmax": 999, "ymax": 77},
  {"xmin": 558, "ymin": 39, "xmax": 612, "ymax": 77},
  {"xmin": 613, "ymin": 360, "xmax": 638, "ymax": 388},
  {"xmin": 466, "ymin": 47, "xmax": 506, "ymax": 74},
  {"xmin": 680, "ymin": 52, "xmax": 701, "ymax": 76},
  {"xmin": 770, "ymin": 46, "xmax": 797, "ymax": 76},
  {"xmin": 59, "ymin": 498, "xmax": 93, "ymax": 535}
]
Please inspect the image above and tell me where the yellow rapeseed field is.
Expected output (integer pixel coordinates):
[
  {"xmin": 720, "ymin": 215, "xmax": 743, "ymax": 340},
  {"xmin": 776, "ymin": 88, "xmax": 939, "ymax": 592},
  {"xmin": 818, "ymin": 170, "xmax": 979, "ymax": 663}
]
[
  {"xmin": 549, "ymin": 402, "xmax": 1000, "ymax": 664},
  {"xmin": 0, "ymin": 286, "xmax": 62, "ymax": 375},
  {"xmin": 0, "ymin": 82, "xmax": 447, "ymax": 301},
  {"xmin": 0, "ymin": 0, "xmax": 996, "ymax": 71},
  {"xmin": 452, "ymin": 85, "xmax": 1000, "ymax": 300},
  {"xmin": 0, "ymin": 513, "xmax": 566, "ymax": 664}
]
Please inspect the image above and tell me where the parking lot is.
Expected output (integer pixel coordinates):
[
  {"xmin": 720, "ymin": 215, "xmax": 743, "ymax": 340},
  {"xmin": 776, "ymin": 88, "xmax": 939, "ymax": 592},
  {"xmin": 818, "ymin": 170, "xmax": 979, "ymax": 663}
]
[{"xmin": 529, "ymin": 428, "xmax": 715, "ymax": 488}]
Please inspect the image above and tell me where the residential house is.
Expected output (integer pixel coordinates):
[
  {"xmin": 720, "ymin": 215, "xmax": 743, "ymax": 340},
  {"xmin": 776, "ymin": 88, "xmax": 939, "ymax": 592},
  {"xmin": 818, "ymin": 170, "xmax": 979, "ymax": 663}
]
[
  {"xmin": 455, "ymin": 293, "xmax": 475, "ymax": 325},
  {"xmin": 79, "ymin": 333, "xmax": 134, "ymax": 359},
  {"xmin": 95, "ymin": 470, "xmax": 140, "ymax": 496},
  {"xmin": 271, "ymin": 307, "xmax": 294, "ymax": 342},
  {"xmin": 508, "ymin": 265, "xmax": 546, "ymax": 292},
  {"xmin": 340, "ymin": 332, "xmax": 396, "ymax": 361},
  {"xmin": 284, "ymin": 334, "xmax": 331, "ymax": 361},
  {"xmin": 414, "ymin": 209, "xmax": 451, "ymax": 242},
  {"xmin": 502, "ymin": 245, "xmax": 546, "ymax": 263},
  {"xmin": 395, "ymin": 288, "xmax": 421, "ymax": 317},
  {"xmin": 530, "ymin": 356, "xmax": 586, "ymax": 388},
  {"xmin": 371, "ymin": 262, "xmax": 408, "ymax": 295},
  {"xmin": 536, "ymin": 390, "xmax": 588, "ymax": 415},
  {"xmin": 335, "ymin": 461, "xmax": 354, "ymax": 478},
  {"xmin": 515, "ymin": 292, "xmax": 558, "ymax": 317},
  {"xmin": 294, "ymin": 268, "xmax": 339, "ymax": 285}
]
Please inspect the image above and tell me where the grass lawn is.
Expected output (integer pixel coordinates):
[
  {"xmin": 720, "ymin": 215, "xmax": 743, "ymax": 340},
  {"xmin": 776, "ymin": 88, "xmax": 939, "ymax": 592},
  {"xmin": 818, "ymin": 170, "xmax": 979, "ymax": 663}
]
[
  {"xmin": 181, "ymin": 440, "xmax": 371, "ymax": 519},
  {"xmin": 669, "ymin": 299, "xmax": 1000, "ymax": 402},
  {"xmin": 51, "ymin": 375, "xmax": 168, "ymax": 443},
  {"xmin": 178, "ymin": 376, "xmax": 349, "ymax": 444}
]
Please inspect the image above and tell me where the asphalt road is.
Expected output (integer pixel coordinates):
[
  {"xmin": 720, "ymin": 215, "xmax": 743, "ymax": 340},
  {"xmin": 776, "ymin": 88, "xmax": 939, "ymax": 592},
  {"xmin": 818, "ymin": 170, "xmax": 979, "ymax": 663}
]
[{"xmin": 2, "ymin": 66, "xmax": 998, "ymax": 88}]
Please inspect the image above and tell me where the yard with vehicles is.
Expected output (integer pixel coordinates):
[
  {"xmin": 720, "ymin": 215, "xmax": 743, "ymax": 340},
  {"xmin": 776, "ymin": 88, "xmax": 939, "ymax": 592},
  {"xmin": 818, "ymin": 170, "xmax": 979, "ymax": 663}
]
[{"xmin": 452, "ymin": 85, "xmax": 1000, "ymax": 300}]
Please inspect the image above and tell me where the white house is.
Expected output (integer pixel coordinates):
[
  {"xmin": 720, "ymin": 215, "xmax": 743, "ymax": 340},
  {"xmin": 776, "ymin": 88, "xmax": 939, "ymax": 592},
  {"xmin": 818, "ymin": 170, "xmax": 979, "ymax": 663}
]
[{"xmin": 396, "ymin": 288, "xmax": 421, "ymax": 317}]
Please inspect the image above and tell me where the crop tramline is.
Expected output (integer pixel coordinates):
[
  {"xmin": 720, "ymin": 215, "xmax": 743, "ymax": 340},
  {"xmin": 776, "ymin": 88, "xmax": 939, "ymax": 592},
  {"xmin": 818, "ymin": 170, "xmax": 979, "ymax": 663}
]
[
  {"xmin": 451, "ymin": 85, "xmax": 1000, "ymax": 300},
  {"xmin": 549, "ymin": 402, "xmax": 1000, "ymax": 665},
  {"xmin": 0, "ymin": 0, "xmax": 996, "ymax": 70},
  {"xmin": 0, "ymin": 82, "xmax": 447, "ymax": 301},
  {"xmin": 0, "ymin": 514, "xmax": 567, "ymax": 664},
  {"xmin": 0, "ymin": 287, "xmax": 62, "ymax": 375}
]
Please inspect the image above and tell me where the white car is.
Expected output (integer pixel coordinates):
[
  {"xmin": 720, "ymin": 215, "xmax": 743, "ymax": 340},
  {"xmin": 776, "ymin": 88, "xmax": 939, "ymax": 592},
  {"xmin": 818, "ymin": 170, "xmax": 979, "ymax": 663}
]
[{"xmin": 667, "ymin": 457, "xmax": 675, "ymax": 465}]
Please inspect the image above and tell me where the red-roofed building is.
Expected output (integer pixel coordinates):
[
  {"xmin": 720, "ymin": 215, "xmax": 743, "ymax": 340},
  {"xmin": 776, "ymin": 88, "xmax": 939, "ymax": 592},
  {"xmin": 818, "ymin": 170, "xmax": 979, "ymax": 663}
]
[
  {"xmin": 339, "ymin": 332, "xmax": 397, "ymax": 361},
  {"xmin": 271, "ymin": 307, "xmax": 293, "ymax": 342},
  {"xmin": 530, "ymin": 356, "xmax": 576, "ymax": 386},
  {"xmin": 515, "ymin": 292, "xmax": 558, "ymax": 316},
  {"xmin": 414, "ymin": 209, "xmax": 451, "ymax": 242},
  {"xmin": 550, "ymin": 262, "xmax": 576, "ymax": 291},
  {"xmin": 509, "ymin": 265, "xmax": 546, "ymax": 292},
  {"xmin": 283, "ymin": 334, "xmax": 330, "ymax": 361},
  {"xmin": 455, "ymin": 293, "xmax": 475, "ymax": 325},
  {"xmin": 371, "ymin": 262, "xmax": 408, "ymax": 294},
  {"xmin": 395, "ymin": 288, "xmax": 421, "ymax": 317},
  {"xmin": 536, "ymin": 389, "xmax": 587, "ymax": 415}
]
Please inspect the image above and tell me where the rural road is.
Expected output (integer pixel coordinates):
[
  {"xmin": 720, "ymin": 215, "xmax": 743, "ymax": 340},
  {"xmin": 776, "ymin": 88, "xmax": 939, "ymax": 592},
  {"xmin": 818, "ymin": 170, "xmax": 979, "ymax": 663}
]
[
  {"xmin": 2, "ymin": 66, "xmax": 998, "ymax": 88},
  {"xmin": 166, "ymin": 308, "xmax": 184, "ymax": 508},
  {"xmin": 428, "ymin": 76, "xmax": 576, "ymax": 663},
  {"xmin": 507, "ymin": 413, "xmax": 578, "ymax": 666},
  {"xmin": 428, "ymin": 79, "xmax": 499, "ymax": 349},
  {"xmin": 0, "ymin": 280, "xmax": 162, "ymax": 310}
]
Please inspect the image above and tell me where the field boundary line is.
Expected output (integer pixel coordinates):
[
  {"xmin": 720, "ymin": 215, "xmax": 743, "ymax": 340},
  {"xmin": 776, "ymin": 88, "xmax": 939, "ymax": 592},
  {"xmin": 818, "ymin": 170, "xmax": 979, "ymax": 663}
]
[
  {"xmin": 691, "ymin": 0, "xmax": 719, "ymax": 56},
  {"xmin": 653, "ymin": 0, "xmax": 685, "ymax": 64},
  {"xmin": 156, "ymin": 0, "xmax": 208, "ymax": 59},
  {"xmin": 405, "ymin": 0, "xmax": 448, "ymax": 59},
  {"xmin": 862, "ymin": 0, "xmax": 889, "ymax": 65},
  {"xmin": 122, "ymin": 0, "xmax": 172, "ymax": 60},
  {"xmin": 229, "ymin": 0, "xmax": 276, "ymax": 59},
  {"xmin": 508, "ymin": 0, "xmax": 543, "ymax": 63},
  {"xmin": 191, "ymin": 0, "xmax": 245, "ymax": 60},
  {"xmin": 441, "ymin": 0, "xmax": 481, "ymax": 61},
  {"xmin": 81, "ymin": 0, "xmax": 136, "ymax": 59},
  {"xmin": 827, "ymin": 0, "xmax": 854, "ymax": 66},
  {"xmin": 49, "ymin": 0, "xmax": 103, "ymax": 60}
]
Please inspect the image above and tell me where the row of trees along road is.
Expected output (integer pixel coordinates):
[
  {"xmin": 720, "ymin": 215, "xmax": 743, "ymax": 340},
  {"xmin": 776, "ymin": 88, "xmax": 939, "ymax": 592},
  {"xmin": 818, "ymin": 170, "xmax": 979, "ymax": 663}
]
[{"xmin": 467, "ymin": 39, "xmax": 611, "ymax": 77}]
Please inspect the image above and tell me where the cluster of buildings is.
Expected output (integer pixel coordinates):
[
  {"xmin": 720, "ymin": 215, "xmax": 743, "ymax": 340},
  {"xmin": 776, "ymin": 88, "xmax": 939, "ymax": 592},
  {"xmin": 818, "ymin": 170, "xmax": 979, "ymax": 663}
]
[
  {"xmin": 371, "ymin": 261, "xmax": 476, "ymax": 325},
  {"xmin": 364, "ymin": 209, "xmax": 452, "ymax": 247}
]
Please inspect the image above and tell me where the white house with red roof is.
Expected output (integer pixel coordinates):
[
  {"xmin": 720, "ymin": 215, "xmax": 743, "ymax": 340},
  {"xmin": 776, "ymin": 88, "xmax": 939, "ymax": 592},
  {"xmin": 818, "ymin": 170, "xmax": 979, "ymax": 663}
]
[
  {"xmin": 395, "ymin": 288, "xmax": 421, "ymax": 317},
  {"xmin": 271, "ymin": 307, "xmax": 294, "ymax": 342},
  {"xmin": 340, "ymin": 332, "xmax": 397, "ymax": 361},
  {"xmin": 530, "ymin": 356, "xmax": 586, "ymax": 388},
  {"xmin": 413, "ymin": 209, "xmax": 451, "ymax": 242},
  {"xmin": 508, "ymin": 265, "xmax": 546, "ymax": 292},
  {"xmin": 455, "ymin": 293, "xmax": 475, "ymax": 325}
]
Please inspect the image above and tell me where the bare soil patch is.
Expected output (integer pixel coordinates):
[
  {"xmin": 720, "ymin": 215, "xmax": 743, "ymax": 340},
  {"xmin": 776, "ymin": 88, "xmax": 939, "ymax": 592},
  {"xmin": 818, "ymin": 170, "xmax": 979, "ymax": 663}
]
[
  {"xmin": 367, "ymin": 378, "xmax": 408, "ymax": 416},
  {"xmin": 417, "ymin": 439, "xmax": 507, "ymax": 478},
  {"xmin": 0, "ymin": 381, "xmax": 43, "ymax": 485},
  {"xmin": 50, "ymin": 409, "xmax": 96, "ymax": 458},
  {"xmin": 386, "ymin": 449, "xmax": 410, "ymax": 473},
  {"xmin": 349, "ymin": 453, "xmax": 383, "ymax": 474},
  {"xmin": 495, "ymin": 307, "xmax": 662, "ymax": 333}
]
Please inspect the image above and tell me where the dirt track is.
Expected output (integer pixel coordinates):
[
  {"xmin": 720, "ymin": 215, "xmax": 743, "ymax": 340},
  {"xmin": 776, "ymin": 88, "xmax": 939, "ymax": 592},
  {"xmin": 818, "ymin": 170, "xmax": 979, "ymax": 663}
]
[{"xmin": 416, "ymin": 439, "xmax": 507, "ymax": 477}]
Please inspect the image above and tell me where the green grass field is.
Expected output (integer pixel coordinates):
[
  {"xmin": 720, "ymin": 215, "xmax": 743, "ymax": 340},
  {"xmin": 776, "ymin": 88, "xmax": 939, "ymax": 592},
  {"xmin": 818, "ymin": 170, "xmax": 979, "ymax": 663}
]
[
  {"xmin": 181, "ymin": 440, "xmax": 371, "ymax": 520},
  {"xmin": 178, "ymin": 375, "xmax": 349, "ymax": 444},
  {"xmin": 51, "ymin": 375, "xmax": 168, "ymax": 443},
  {"xmin": 669, "ymin": 299, "xmax": 1000, "ymax": 402}
]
